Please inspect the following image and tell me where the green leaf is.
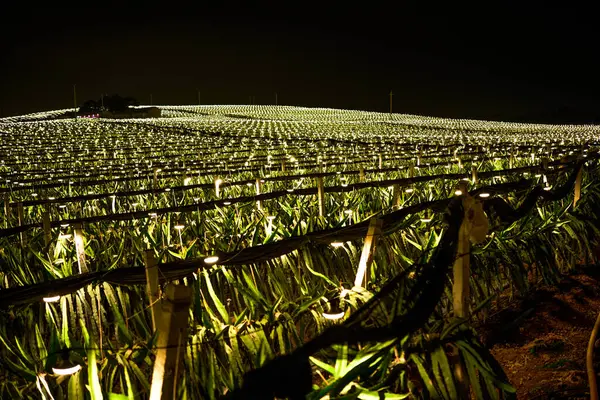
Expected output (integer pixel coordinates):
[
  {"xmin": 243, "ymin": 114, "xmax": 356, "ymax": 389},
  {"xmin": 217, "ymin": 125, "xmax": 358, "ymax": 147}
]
[
  {"xmin": 203, "ymin": 270, "xmax": 229, "ymax": 323},
  {"xmin": 410, "ymin": 354, "xmax": 440, "ymax": 399},
  {"xmin": 310, "ymin": 356, "xmax": 335, "ymax": 375},
  {"xmin": 68, "ymin": 371, "xmax": 85, "ymax": 400},
  {"xmin": 107, "ymin": 394, "xmax": 129, "ymax": 400},
  {"xmin": 355, "ymin": 384, "xmax": 410, "ymax": 399},
  {"xmin": 431, "ymin": 346, "xmax": 457, "ymax": 400}
]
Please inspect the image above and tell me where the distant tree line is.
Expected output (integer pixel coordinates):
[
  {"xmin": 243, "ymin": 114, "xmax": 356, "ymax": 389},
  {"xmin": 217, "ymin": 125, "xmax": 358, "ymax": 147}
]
[{"xmin": 79, "ymin": 94, "xmax": 139, "ymax": 114}]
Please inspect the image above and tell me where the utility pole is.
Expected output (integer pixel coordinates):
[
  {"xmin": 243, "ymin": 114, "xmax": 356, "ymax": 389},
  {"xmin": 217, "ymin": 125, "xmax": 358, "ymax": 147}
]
[
  {"xmin": 389, "ymin": 90, "xmax": 393, "ymax": 117},
  {"xmin": 73, "ymin": 84, "xmax": 77, "ymax": 111}
]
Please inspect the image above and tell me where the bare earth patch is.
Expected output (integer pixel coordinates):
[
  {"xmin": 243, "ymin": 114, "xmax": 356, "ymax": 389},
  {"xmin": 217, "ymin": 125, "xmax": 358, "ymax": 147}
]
[{"xmin": 479, "ymin": 266, "xmax": 600, "ymax": 399}]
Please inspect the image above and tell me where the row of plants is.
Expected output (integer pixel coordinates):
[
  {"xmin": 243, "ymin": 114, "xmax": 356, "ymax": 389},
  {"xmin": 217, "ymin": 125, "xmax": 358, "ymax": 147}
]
[
  {"xmin": 0, "ymin": 158, "xmax": 565, "ymax": 288},
  {"xmin": 0, "ymin": 160, "xmax": 596, "ymax": 399}
]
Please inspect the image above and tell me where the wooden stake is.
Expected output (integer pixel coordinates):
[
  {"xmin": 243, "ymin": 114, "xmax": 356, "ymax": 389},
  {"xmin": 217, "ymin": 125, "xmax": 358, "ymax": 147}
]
[
  {"xmin": 149, "ymin": 284, "xmax": 192, "ymax": 400},
  {"xmin": 3, "ymin": 193, "xmax": 9, "ymax": 228},
  {"xmin": 317, "ymin": 176, "xmax": 325, "ymax": 217},
  {"xmin": 391, "ymin": 185, "xmax": 401, "ymax": 209},
  {"xmin": 73, "ymin": 222, "xmax": 88, "ymax": 273},
  {"xmin": 214, "ymin": 178, "xmax": 222, "ymax": 198},
  {"xmin": 354, "ymin": 217, "xmax": 383, "ymax": 288},
  {"xmin": 17, "ymin": 202, "xmax": 25, "ymax": 247},
  {"xmin": 359, "ymin": 166, "xmax": 365, "ymax": 182},
  {"xmin": 471, "ymin": 166, "xmax": 478, "ymax": 184},
  {"xmin": 144, "ymin": 250, "xmax": 161, "ymax": 332},
  {"xmin": 574, "ymin": 165, "xmax": 583, "ymax": 208},
  {"xmin": 281, "ymin": 159, "xmax": 286, "ymax": 172},
  {"xmin": 42, "ymin": 211, "xmax": 51, "ymax": 247},
  {"xmin": 453, "ymin": 199, "xmax": 471, "ymax": 318},
  {"xmin": 255, "ymin": 178, "xmax": 262, "ymax": 211},
  {"xmin": 378, "ymin": 154, "xmax": 383, "ymax": 169}
]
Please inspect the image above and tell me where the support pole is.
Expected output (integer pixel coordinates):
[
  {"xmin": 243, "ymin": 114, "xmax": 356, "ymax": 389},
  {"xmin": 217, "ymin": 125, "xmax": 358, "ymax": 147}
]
[
  {"xmin": 73, "ymin": 84, "xmax": 77, "ymax": 111},
  {"xmin": 391, "ymin": 185, "xmax": 401, "ymax": 209},
  {"xmin": 3, "ymin": 193, "xmax": 9, "ymax": 228},
  {"xmin": 453, "ymin": 197, "xmax": 471, "ymax": 318},
  {"xmin": 149, "ymin": 284, "xmax": 192, "ymax": 400},
  {"xmin": 215, "ymin": 178, "xmax": 222, "ymax": 198},
  {"xmin": 255, "ymin": 178, "xmax": 262, "ymax": 211},
  {"xmin": 317, "ymin": 176, "xmax": 325, "ymax": 217},
  {"xmin": 354, "ymin": 217, "xmax": 383, "ymax": 288},
  {"xmin": 471, "ymin": 166, "xmax": 478, "ymax": 185},
  {"xmin": 73, "ymin": 222, "xmax": 88, "ymax": 273},
  {"xmin": 42, "ymin": 211, "xmax": 51, "ymax": 247},
  {"xmin": 378, "ymin": 154, "xmax": 383, "ymax": 170},
  {"xmin": 144, "ymin": 250, "xmax": 161, "ymax": 332},
  {"xmin": 359, "ymin": 166, "xmax": 365, "ymax": 182},
  {"xmin": 574, "ymin": 165, "xmax": 583, "ymax": 208},
  {"xmin": 17, "ymin": 202, "xmax": 25, "ymax": 247}
]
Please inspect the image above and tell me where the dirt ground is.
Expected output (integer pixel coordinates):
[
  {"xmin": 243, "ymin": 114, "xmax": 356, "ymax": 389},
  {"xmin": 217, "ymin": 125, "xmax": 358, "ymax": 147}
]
[{"xmin": 479, "ymin": 265, "xmax": 600, "ymax": 399}]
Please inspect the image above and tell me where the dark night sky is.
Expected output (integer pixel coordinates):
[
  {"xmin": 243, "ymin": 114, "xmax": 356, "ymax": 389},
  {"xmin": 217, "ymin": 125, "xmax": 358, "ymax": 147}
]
[{"xmin": 2, "ymin": 2, "xmax": 600, "ymax": 123}]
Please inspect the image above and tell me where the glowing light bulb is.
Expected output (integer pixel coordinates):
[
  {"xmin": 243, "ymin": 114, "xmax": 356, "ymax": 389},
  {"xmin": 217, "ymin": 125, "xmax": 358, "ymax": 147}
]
[
  {"xmin": 52, "ymin": 364, "xmax": 82, "ymax": 376},
  {"xmin": 322, "ymin": 311, "xmax": 345, "ymax": 320},
  {"xmin": 204, "ymin": 256, "xmax": 219, "ymax": 264}
]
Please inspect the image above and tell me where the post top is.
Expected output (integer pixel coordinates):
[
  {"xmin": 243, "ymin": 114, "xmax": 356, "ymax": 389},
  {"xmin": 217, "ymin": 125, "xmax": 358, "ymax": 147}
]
[{"xmin": 164, "ymin": 284, "xmax": 192, "ymax": 304}]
